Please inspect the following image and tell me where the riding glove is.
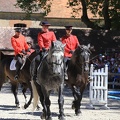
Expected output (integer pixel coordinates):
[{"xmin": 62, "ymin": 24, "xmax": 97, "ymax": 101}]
[
  {"xmin": 69, "ymin": 50, "xmax": 74, "ymax": 54},
  {"xmin": 42, "ymin": 47, "xmax": 47, "ymax": 52},
  {"xmin": 21, "ymin": 49, "xmax": 27, "ymax": 55}
]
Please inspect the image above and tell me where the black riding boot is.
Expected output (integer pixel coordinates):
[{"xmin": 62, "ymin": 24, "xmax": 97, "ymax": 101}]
[
  {"xmin": 64, "ymin": 57, "xmax": 70, "ymax": 80},
  {"xmin": 33, "ymin": 62, "xmax": 39, "ymax": 81},
  {"xmin": 33, "ymin": 53, "xmax": 41, "ymax": 81},
  {"xmin": 14, "ymin": 55, "xmax": 23, "ymax": 80},
  {"xmin": 14, "ymin": 64, "xmax": 22, "ymax": 80}
]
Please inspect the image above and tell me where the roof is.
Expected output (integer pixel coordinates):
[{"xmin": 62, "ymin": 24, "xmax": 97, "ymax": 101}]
[{"xmin": 0, "ymin": 0, "xmax": 43, "ymax": 13}]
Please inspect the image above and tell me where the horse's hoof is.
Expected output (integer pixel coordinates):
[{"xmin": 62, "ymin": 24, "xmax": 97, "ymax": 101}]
[
  {"xmin": 75, "ymin": 109, "xmax": 81, "ymax": 116},
  {"xmin": 46, "ymin": 116, "xmax": 52, "ymax": 120},
  {"xmin": 58, "ymin": 115, "xmax": 65, "ymax": 120},
  {"xmin": 40, "ymin": 112, "xmax": 45, "ymax": 119},
  {"xmin": 24, "ymin": 104, "xmax": 28, "ymax": 109},
  {"xmin": 16, "ymin": 104, "xmax": 20, "ymax": 108},
  {"xmin": 72, "ymin": 103, "xmax": 75, "ymax": 109}
]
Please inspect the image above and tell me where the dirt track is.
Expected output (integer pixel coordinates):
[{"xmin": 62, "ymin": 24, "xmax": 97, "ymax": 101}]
[{"xmin": 0, "ymin": 82, "xmax": 120, "ymax": 120}]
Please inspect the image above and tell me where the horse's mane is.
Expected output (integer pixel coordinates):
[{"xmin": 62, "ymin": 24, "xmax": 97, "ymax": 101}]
[{"xmin": 71, "ymin": 46, "xmax": 80, "ymax": 64}]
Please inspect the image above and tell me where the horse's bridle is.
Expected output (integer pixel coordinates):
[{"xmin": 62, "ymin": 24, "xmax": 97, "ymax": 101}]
[{"xmin": 80, "ymin": 49, "xmax": 90, "ymax": 72}]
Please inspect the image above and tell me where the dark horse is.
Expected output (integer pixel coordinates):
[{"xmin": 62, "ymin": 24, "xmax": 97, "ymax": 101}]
[
  {"xmin": 65, "ymin": 44, "xmax": 92, "ymax": 115},
  {"xmin": 31, "ymin": 41, "xmax": 66, "ymax": 120},
  {"xmin": 0, "ymin": 51, "xmax": 36, "ymax": 108}
]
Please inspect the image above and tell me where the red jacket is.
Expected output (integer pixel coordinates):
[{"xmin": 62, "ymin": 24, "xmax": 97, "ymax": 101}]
[
  {"xmin": 38, "ymin": 31, "xmax": 56, "ymax": 50},
  {"xmin": 61, "ymin": 34, "xmax": 79, "ymax": 57},
  {"xmin": 11, "ymin": 34, "xmax": 29, "ymax": 56}
]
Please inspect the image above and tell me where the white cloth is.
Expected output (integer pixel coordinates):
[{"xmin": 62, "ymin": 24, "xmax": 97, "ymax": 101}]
[{"xmin": 10, "ymin": 59, "xmax": 17, "ymax": 70}]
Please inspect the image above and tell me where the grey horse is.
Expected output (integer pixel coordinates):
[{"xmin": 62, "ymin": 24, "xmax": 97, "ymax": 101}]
[{"xmin": 31, "ymin": 40, "xmax": 66, "ymax": 120}]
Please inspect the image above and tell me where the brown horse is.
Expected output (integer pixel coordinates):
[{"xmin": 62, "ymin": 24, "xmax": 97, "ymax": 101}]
[
  {"xmin": 65, "ymin": 44, "xmax": 92, "ymax": 115},
  {"xmin": 0, "ymin": 51, "xmax": 37, "ymax": 108}
]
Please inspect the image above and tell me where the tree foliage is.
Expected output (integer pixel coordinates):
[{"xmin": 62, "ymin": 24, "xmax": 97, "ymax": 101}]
[
  {"xmin": 16, "ymin": 0, "xmax": 120, "ymax": 30},
  {"xmin": 16, "ymin": 0, "xmax": 52, "ymax": 17},
  {"xmin": 68, "ymin": 0, "xmax": 120, "ymax": 30}
]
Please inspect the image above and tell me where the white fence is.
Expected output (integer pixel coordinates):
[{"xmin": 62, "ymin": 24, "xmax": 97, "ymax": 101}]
[{"xmin": 88, "ymin": 64, "xmax": 109, "ymax": 109}]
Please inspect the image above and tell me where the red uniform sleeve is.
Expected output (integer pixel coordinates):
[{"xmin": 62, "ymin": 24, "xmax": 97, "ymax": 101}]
[
  {"xmin": 61, "ymin": 37, "xmax": 71, "ymax": 53},
  {"xmin": 51, "ymin": 32, "xmax": 56, "ymax": 42},
  {"xmin": 11, "ymin": 37, "xmax": 22, "ymax": 53},
  {"xmin": 38, "ymin": 33, "xmax": 44, "ymax": 49}
]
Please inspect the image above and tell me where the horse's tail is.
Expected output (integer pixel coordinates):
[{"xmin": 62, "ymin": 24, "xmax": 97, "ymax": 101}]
[{"xmin": 31, "ymin": 80, "xmax": 39, "ymax": 112}]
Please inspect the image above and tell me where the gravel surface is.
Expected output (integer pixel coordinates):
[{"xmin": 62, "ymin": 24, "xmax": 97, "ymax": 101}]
[{"xmin": 0, "ymin": 82, "xmax": 120, "ymax": 120}]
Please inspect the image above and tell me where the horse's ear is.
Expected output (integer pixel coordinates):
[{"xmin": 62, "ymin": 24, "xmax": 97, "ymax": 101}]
[
  {"xmin": 78, "ymin": 45, "xmax": 82, "ymax": 49},
  {"xmin": 87, "ymin": 44, "xmax": 90, "ymax": 48},
  {"xmin": 78, "ymin": 45, "xmax": 81, "ymax": 48}
]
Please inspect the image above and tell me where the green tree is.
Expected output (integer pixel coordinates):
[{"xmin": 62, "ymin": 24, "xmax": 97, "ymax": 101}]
[
  {"xmin": 16, "ymin": 0, "xmax": 52, "ymax": 17},
  {"xmin": 16, "ymin": 0, "xmax": 120, "ymax": 30},
  {"xmin": 68, "ymin": 0, "xmax": 120, "ymax": 30}
]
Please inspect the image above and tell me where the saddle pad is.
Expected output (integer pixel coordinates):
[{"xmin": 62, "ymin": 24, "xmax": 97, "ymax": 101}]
[{"xmin": 10, "ymin": 59, "xmax": 17, "ymax": 70}]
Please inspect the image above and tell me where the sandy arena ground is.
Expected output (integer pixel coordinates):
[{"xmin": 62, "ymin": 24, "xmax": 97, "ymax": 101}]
[{"xmin": 0, "ymin": 82, "xmax": 120, "ymax": 120}]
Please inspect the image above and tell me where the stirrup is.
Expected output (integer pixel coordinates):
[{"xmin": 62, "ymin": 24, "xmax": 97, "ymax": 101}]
[{"xmin": 14, "ymin": 75, "xmax": 19, "ymax": 80}]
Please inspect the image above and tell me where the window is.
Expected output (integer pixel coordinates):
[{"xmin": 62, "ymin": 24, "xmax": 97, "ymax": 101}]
[{"xmin": 14, "ymin": 23, "xmax": 27, "ymax": 27}]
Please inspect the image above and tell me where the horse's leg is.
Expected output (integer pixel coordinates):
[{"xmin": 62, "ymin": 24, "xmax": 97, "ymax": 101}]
[
  {"xmin": 23, "ymin": 82, "xmax": 40, "ymax": 109},
  {"xmin": 44, "ymin": 91, "xmax": 52, "ymax": 120},
  {"xmin": 23, "ymin": 82, "xmax": 33, "ymax": 109},
  {"xmin": 71, "ymin": 85, "xmax": 82, "ymax": 116},
  {"xmin": 58, "ymin": 84, "xmax": 65, "ymax": 120},
  {"xmin": 0, "ymin": 80, "xmax": 4, "ymax": 91},
  {"xmin": 21, "ymin": 84, "xmax": 28, "ymax": 104},
  {"xmin": 40, "ymin": 87, "xmax": 52, "ymax": 120},
  {"xmin": 34, "ymin": 82, "xmax": 47, "ymax": 119},
  {"xmin": 11, "ymin": 83, "xmax": 20, "ymax": 108}
]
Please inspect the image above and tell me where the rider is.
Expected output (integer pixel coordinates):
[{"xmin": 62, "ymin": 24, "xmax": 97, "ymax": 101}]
[
  {"xmin": 11, "ymin": 28, "xmax": 30, "ymax": 80},
  {"xmin": 61, "ymin": 26, "xmax": 79, "ymax": 79},
  {"xmin": 32, "ymin": 21, "xmax": 57, "ymax": 81}
]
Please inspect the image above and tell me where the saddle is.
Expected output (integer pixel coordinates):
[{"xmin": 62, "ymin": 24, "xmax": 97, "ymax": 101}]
[
  {"xmin": 10, "ymin": 55, "xmax": 29, "ymax": 71},
  {"xmin": 10, "ymin": 59, "xmax": 17, "ymax": 70}
]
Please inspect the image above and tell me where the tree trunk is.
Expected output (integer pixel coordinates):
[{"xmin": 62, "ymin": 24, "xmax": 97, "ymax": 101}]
[
  {"xmin": 80, "ymin": 0, "xmax": 101, "ymax": 29},
  {"xmin": 103, "ymin": 0, "xmax": 111, "ymax": 30}
]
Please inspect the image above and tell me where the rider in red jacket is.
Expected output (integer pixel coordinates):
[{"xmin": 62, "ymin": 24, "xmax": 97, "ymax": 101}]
[
  {"xmin": 61, "ymin": 26, "xmax": 79, "ymax": 79},
  {"xmin": 38, "ymin": 29, "xmax": 56, "ymax": 51},
  {"xmin": 11, "ymin": 28, "xmax": 30, "ymax": 80},
  {"xmin": 33, "ymin": 21, "xmax": 57, "ymax": 81}
]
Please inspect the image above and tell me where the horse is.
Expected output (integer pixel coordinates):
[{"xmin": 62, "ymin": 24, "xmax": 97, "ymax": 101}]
[
  {"xmin": 0, "ymin": 51, "xmax": 37, "ymax": 108},
  {"xmin": 31, "ymin": 41, "xmax": 66, "ymax": 120},
  {"xmin": 65, "ymin": 44, "xmax": 92, "ymax": 115}
]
